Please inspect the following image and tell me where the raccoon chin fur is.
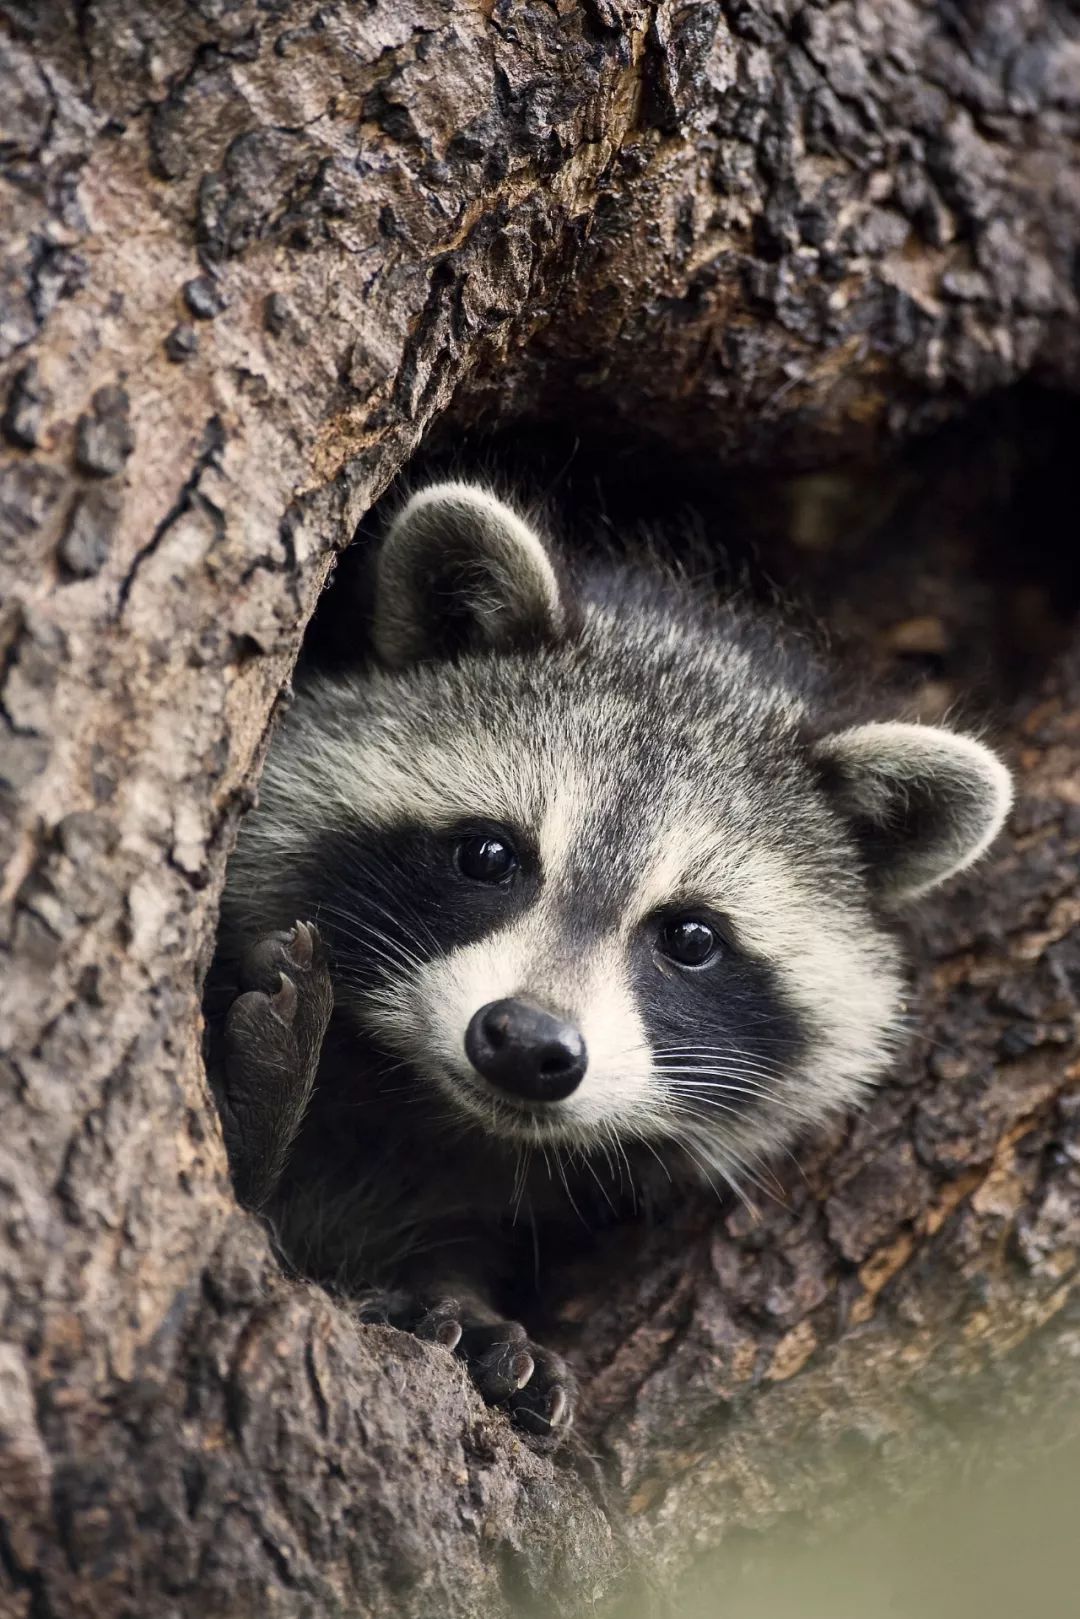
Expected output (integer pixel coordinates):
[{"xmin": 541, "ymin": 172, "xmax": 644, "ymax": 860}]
[{"xmin": 211, "ymin": 479, "xmax": 1012, "ymax": 1420}]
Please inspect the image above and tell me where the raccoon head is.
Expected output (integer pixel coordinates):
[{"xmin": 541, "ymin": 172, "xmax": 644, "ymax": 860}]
[{"xmin": 227, "ymin": 482, "xmax": 1013, "ymax": 1184}]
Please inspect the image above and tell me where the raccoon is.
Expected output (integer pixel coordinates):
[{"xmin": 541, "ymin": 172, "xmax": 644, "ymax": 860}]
[{"xmin": 210, "ymin": 480, "xmax": 1013, "ymax": 1436}]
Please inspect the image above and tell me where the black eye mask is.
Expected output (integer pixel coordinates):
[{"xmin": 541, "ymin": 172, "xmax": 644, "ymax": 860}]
[
  {"xmin": 285, "ymin": 822, "xmax": 541, "ymax": 1002},
  {"xmin": 630, "ymin": 925, "xmax": 810, "ymax": 1128}
]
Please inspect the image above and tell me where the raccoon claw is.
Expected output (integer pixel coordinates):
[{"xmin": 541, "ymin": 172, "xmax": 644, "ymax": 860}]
[
  {"xmin": 363, "ymin": 1291, "xmax": 466, "ymax": 1353},
  {"xmin": 270, "ymin": 971, "xmax": 298, "ymax": 1023},
  {"xmin": 239, "ymin": 920, "xmax": 323, "ymax": 996},
  {"xmin": 509, "ymin": 1352, "xmax": 573, "ymax": 1436},
  {"xmin": 470, "ymin": 1339, "xmax": 535, "ymax": 1404},
  {"xmin": 286, "ymin": 917, "xmax": 314, "ymax": 968},
  {"xmin": 413, "ymin": 1299, "xmax": 464, "ymax": 1352}
]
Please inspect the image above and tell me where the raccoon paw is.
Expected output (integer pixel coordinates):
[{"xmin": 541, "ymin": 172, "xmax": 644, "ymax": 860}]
[
  {"xmin": 219, "ymin": 920, "xmax": 333, "ymax": 1208},
  {"xmin": 366, "ymin": 1293, "xmax": 575, "ymax": 1438},
  {"xmin": 505, "ymin": 1344, "xmax": 575, "ymax": 1437},
  {"xmin": 462, "ymin": 1318, "xmax": 575, "ymax": 1437}
]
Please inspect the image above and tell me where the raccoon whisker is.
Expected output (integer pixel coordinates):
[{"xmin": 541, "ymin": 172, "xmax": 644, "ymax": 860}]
[
  {"xmin": 366, "ymin": 1050, "xmax": 413, "ymax": 1074},
  {"xmin": 603, "ymin": 1041, "xmax": 669, "ymax": 1066},
  {"xmin": 596, "ymin": 1130, "xmax": 620, "ymax": 1193},
  {"xmin": 660, "ymin": 1076, "xmax": 802, "ymax": 1110},
  {"xmin": 720, "ymin": 1151, "xmax": 785, "ymax": 1210},
  {"xmin": 510, "ymin": 1145, "xmax": 533, "ymax": 1224},
  {"xmin": 664, "ymin": 1111, "xmax": 804, "ymax": 1192},
  {"xmin": 657, "ymin": 1072, "xmax": 796, "ymax": 1107},
  {"xmin": 652, "ymin": 1056, "xmax": 795, "ymax": 1087},
  {"xmin": 366, "ymin": 1082, "xmax": 447, "ymax": 1111},
  {"xmin": 334, "ymin": 954, "xmax": 415, "ymax": 996},
  {"xmin": 672, "ymin": 1133, "xmax": 744, "ymax": 1210},
  {"xmin": 658, "ymin": 1054, "xmax": 796, "ymax": 1078},
  {"xmin": 340, "ymin": 950, "xmax": 420, "ymax": 989},
  {"xmin": 666, "ymin": 1102, "xmax": 808, "ymax": 1139},
  {"xmin": 553, "ymin": 1147, "xmax": 588, "ymax": 1227},
  {"xmin": 663, "ymin": 1095, "xmax": 764, "ymax": 1131},
  {"xmin": 660, "ymin": 1073, "xmax": 800, "ymax": 1107},
  {"xmin": 317, "ymin": 905, "xmax": 436, "ymax": 976},
  {"xmin": 661, "ymin": 1090, "xmax": 789, "ymax": 1123},
  {"xmin": 509, "ymin": 1147, "xmax": 523, "ymax": 1220},
  {"xmin": 623, "ymin": 1126, "xmax": 668, "ymax": 1192},
  {"xmin": 318, "ymin": 881, "xmax": 443, "ymax": 959},
  {"xmin": 655, "ymin": 1022, "xmax": 806, "ymax": 1046},
  {"xmin": 657, "ymin": 1078, "xmax": 795, "ymax": 1110},
  {"xmin": 719, "ymin": 1141, "xmax": 789, "ymax": 1204},
  {"xmin": 655, "ymin": 1063, "xmax": 788, "ymax": 1088},
  {"xmin": 674, "ymin": 1116, "xmax": 789, "ymax": 1206},
  {"xmin": 776, "ymin": 1140, "xmax": 810, "ymax": 1185},
  {"xmin": 674, "ymin": 1126, "xmax": 766, "ymax": 1217},
  {"xmin": 653, "ymin": 1065, "xmax": 794, "ymax": 1092},
  {"xmin": 664, "ymin": 1086, "xmax": 812, "ymax": 1128},
  {"xmin": 716, "ymin": 1161, "xmax": 765, "ymax": 1217},
  {"xmin": 312, "ymin": 893, "xmax": 399, "ymax": 932},
  {"xmin": 651, "ymin": 1042, "xmax": 802, "ymax": 1062},
  {"xmin": 321, "ymin": 912, "xmax": 428, "ymax": 976},
  {"xmin": 650, "ymin": 1055, "xmax": 793, "ymax": 1081},
  {"xmin": 602, "ymin": 1121, "xmax": 639, "ymax": 1207},
  {"xmin": 578, "ymin": 1147, "xmax": 619, "ymax": 1217}
]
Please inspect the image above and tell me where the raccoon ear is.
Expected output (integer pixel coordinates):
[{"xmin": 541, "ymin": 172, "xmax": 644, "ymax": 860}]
[
  {"xmin": 813, "ymin": 721, "xmax": 1013, "ymax": 903},
  {"xmin": 371, "ymin": 482, "xmax": 567, "ymax": 665}
]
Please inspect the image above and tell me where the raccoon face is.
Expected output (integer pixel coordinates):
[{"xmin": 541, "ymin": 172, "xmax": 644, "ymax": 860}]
[{"xmin": 228, "ymin": 483, "xmax": 1013, "ymax": 1178}]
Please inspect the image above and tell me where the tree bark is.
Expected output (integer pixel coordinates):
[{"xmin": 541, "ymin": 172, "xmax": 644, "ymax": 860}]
[{"xmin": 2, "ymin": 4, "xmax": 1078, "ymax": 1617}]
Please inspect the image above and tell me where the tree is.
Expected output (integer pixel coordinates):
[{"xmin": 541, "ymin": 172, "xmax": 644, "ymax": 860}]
[{"xmin": 2, "ymin": 3, "xmax": 1078, "ymax": 1615}]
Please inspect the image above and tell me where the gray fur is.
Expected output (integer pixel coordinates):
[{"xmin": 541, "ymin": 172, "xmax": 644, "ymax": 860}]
[{"xmin": 218, "ymin": 481, "xmax": 1013, "ymax": 1282}]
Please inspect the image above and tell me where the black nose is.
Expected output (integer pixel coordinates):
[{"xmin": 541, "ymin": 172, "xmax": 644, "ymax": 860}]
[{"xmin": 464, "ymin": 998, "xmax": 587, "ymax": 1103}]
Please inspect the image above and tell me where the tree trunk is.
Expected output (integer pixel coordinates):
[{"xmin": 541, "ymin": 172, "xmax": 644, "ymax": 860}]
[{"xmin": 2, "ymin": 4, "xmax": 1078, "ymax": 1617}]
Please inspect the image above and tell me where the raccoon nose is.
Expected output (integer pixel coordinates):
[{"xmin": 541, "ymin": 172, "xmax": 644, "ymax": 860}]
[{"xmin": 464, "ymin": 998, "xmax": 587, "ymax": 1103}]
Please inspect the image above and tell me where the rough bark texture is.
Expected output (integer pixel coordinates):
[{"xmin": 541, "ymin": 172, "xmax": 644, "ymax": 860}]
[{"xmin": 1, "ymin": 4, "xmax": 1078, "ymax": 1617}]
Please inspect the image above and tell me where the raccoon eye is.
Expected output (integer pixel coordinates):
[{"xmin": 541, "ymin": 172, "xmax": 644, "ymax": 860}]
[
  {"xmin": 456, "ymin": 832, "xmax": 519, "ymax": 884},
  {"xmin": 658, "ymin": 917, "xmax": 719, "ymax": 967}
]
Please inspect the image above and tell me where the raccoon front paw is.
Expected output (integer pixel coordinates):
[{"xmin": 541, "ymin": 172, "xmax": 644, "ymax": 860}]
[
  {"xmin": 468, "ymin": 1324, "xmax": 574, "ymax": 1438},
  {"xmin": 219, "ymin": 920, "xmax": 333, "ymax": 1209},
  {"xmin": 366, "ymin": 1293, "xmax": 575, "ymax": 1439}
]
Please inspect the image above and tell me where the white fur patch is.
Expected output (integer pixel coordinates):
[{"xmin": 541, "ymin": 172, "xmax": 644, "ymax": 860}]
[{"xmin": 363, "ymin": 909, "xmax": 655, "ymax": 1148}]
